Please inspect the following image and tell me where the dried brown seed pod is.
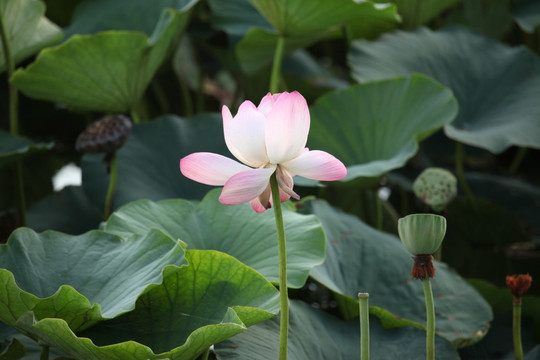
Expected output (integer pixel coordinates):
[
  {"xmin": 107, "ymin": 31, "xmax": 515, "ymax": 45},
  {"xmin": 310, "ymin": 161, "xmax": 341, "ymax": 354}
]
[
  {"xmin": 76, "ymin": 114, "xmax": 132, "ymax": 154},
  {"xmin": 506, "ymin": 274, "xmax": 532, "ymax": 300}
]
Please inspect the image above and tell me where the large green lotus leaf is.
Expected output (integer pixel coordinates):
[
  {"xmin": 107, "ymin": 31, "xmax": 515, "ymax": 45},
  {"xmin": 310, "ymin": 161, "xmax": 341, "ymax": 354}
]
[
  {"xmin": 235, "ymin": 0, "xmax": 399, "ymax": 73},
  {"xmin": 65, "ymin": 0, "xmax": 196, "ymax": 37},
  {"xmin": 248, "ymin": 0, "xmax": 398, "ymax": 37},
  {"xmin": 391, "ymin": 0, "xmax": 463, "ymax": 29},
  {"xmin": 305, "ymin": 74, "xmax": 457, "ymax": 183},
  {"xmin": 81, "ymin": 114, "xmax": 228, "ymax": 214},
  {"xmin": 0, "ymin": 227, "xmax": 186, "ymax": 332},
  {"xmin": 27, "ymin": 186, "xmax": 102, "ymax": 234},
  {"xmin": 214, "ymin": 300, "xmax": 460, "ymax": 360},
  {"xmin": 348, "ymin": 26, "xmax": 540, "ymax": 154},
  {"xmin": 513, "ymin": 0, "xmax": 540, "ymax": 32},
  {"xmin": 0, "ymin": 131, "xmax": 53, "ymax": 167},
  {"xmin": 80, "ymin": 250, "xmax": 280, "ymax": 358},
  {"xmin": 11, "ymin": 8, "xmax": 193, "ymax": 112},
  {"xmin": 104, "ymin": 189, "xmax": 326, "ymax": 289},
  {"xmin": 0, "ymin": 0, "xmax": 62, "ymax": 73},
  {"xmin": 302, "ymin": 199, "xmax": 493, "ymax": 347},
  {"xmin": 17, "ymin": 250, "xmax": 279, "ymax": 360}
]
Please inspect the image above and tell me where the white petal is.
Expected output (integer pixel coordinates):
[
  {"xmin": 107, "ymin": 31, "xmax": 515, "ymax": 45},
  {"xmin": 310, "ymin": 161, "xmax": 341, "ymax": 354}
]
[
  {"xmin": 282, "ymin": 150, "xmax": 347, "ymax": 181},
  {"xmin": 222, "ymin": 103, "xmax": 269, "ymax": 168},
  {"xmin": 180, "ymin": 152, "xmax": 250, "ymax": 185},
  {"xmin": 257, "ymin": 92, "xmax": 281, "ymax": 116},
  {"xmin": 265, "ymin": 91, "xmax": 310, "ymax": 164},
  {"xmin": 219, "ymin": 166, "xmax": 276, "ymax": 205}
]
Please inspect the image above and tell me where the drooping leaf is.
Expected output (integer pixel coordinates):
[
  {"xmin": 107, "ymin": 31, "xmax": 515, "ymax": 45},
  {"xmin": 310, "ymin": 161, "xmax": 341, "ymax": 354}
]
[
  {"xmin": 16, "ymin": 250, "xmax": 280, "ymax": 360},
  {"xmin": 0, "ymin": 227, "xmax": 186, "ymax": 332},
  {"xmin": 65, "ymin": 0, "xmax": 197, "ymax": 37},
  {"xmin": 81, "ymin": 114, "xmax": 228, "ymax": 214},
  {"xmin": 11, "ymin": 7, "xmax": 195, "ymax": 112},
  {"xmin": 27, "ymin": 186, "xmax": 102, "ymax": 234},
  {"xmin": 247, "ymin": 0, "xmax": 398, "ymax": 37},
  {"xmin": 301, "ymin": 199, "xmax": 493, "ymax": 347},
  {"xmin": 0, "ymin": 0, "xmax": 62, "ymax": 73},
  {"xmin": 104, "ymin": 189, "xmax": 326, "ymax": 289},
  {"xmin": 348, "ymin": 26, "xmax": 540, "ymax": 154},
  {"xmin": 0, "ymin": 131, "xmax": 53, "ymax": 167},
  {"xmin": 233, "ymin": 0, "xmax": 399, "ymax": 73},
  {"xmin": 214, "ymin": 300, "xmax": 460, "ymax": 360},
  {"xmin": 391, "ymin": 0, "xmax": 463, "ymax": 29},
  {"xmin": 305, "ymin": 74, "xmax": 457, "ymax": 183}
]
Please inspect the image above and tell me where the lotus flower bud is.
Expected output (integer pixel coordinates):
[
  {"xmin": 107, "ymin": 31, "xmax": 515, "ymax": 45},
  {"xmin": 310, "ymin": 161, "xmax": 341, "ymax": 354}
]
[{"xmin": 413, "ymin": 168, "xmax": 457, "ymax": 212}]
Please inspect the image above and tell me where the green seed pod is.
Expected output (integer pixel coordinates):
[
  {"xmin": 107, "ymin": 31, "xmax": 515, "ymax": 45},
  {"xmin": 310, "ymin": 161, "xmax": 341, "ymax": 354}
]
[
  {"xmin": 398, "ymin": 214, "xmax": 447, "ymax": 255},
  {"xmin": 412, "ymin": 168, "xmax": 457, "ymax": 212}
]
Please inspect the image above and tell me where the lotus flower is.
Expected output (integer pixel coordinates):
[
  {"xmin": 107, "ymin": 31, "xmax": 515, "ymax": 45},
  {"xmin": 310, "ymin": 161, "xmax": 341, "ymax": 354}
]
[{"xmin": 180, "ymin": 91, "xmax": 347, "ymax": 212}]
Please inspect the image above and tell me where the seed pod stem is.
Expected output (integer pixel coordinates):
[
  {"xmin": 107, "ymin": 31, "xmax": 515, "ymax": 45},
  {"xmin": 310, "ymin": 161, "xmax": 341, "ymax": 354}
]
[
  {"xmin": 104, "ymin": 154, "xmax": 118, "ymax": 220},
  {"xmin": 422, "ymin": 279, "xmax": 436, "ymax": 360}
]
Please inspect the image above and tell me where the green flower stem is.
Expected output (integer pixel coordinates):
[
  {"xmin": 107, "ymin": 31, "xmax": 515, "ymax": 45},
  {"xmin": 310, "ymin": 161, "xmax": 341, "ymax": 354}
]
[
  {"xmin": 0, "ymin": 6, "xmax": 26, "ymax": 226},
  {"xmin": 509, "ymin": 147, "xmax": 527, "ymax": 175},
  {"xmin": 40, "ymin": 344, "xmax": 49, "ymax": 360},
  {"xmin": 454, "ymin": 142, "xmax": 475, "ymax": 205},
  {"xmin": 513, "ymin": 298, "xmax": 524, "ymax": 360},
  {"xmin": 200, "ymin": 347, "xmax": 210, "ymax": 360},
  {"xmin": 130, "ymin": 108, "xmax": 141, "ymax": 124},
  {"xmin": 422, "ymin": 279, "xmax": 436, "ymax": 360},
  {"xmin": 0, "ymin": 6, "xmax": 18, "ymax": 135},
  {"xmin": 177, "ymin": 73, "xmax": 194, "ymax": 117},
  {"xmin": 270, "ymin": 172, "xmax": 289, "ymax": 360},
  {"xmin": 269, "ymin": 36, "xmax": 286, "ymax": 93},
  {"xmin": 104, "ymin": 154, "xmax": 118, "ymax": 220},
  {"xmin": 358, "ymin": 292, "xmax": 370, "ymax": 360}
]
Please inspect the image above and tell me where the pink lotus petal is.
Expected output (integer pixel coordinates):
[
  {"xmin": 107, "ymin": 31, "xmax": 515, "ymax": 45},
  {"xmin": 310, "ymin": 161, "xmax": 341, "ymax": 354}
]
[
  {"xmin": 222, "ymin": 104, "xmax": 268, "ymax": 168},
  {"xmin": 219, "ymin": 166, "xmax": 276, "ymax": 205},
  {"xmin": 282, "ymin": 150, "xmax": 347, "ymax": 181},
  {"xmin": 180, "ymin": 152, "xmax": 249, "ymax": 186},
  {"xmin": 265, "ymin": 91, "xmax": 310, "ymax": 164},
  {"xmin": 278, "ymin": 188, "xmax": 291, "ymax": 203},
  {"xmin": 258, "ymin": 92, "xmax": 282, "ymax": 116},
  {"xmin": 250, "ymin": 198, "xmax": 268, "ymax": 213},
  {"xmin": 250, "ymin": 184, "xmax": 271, "ymax": 212}
]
